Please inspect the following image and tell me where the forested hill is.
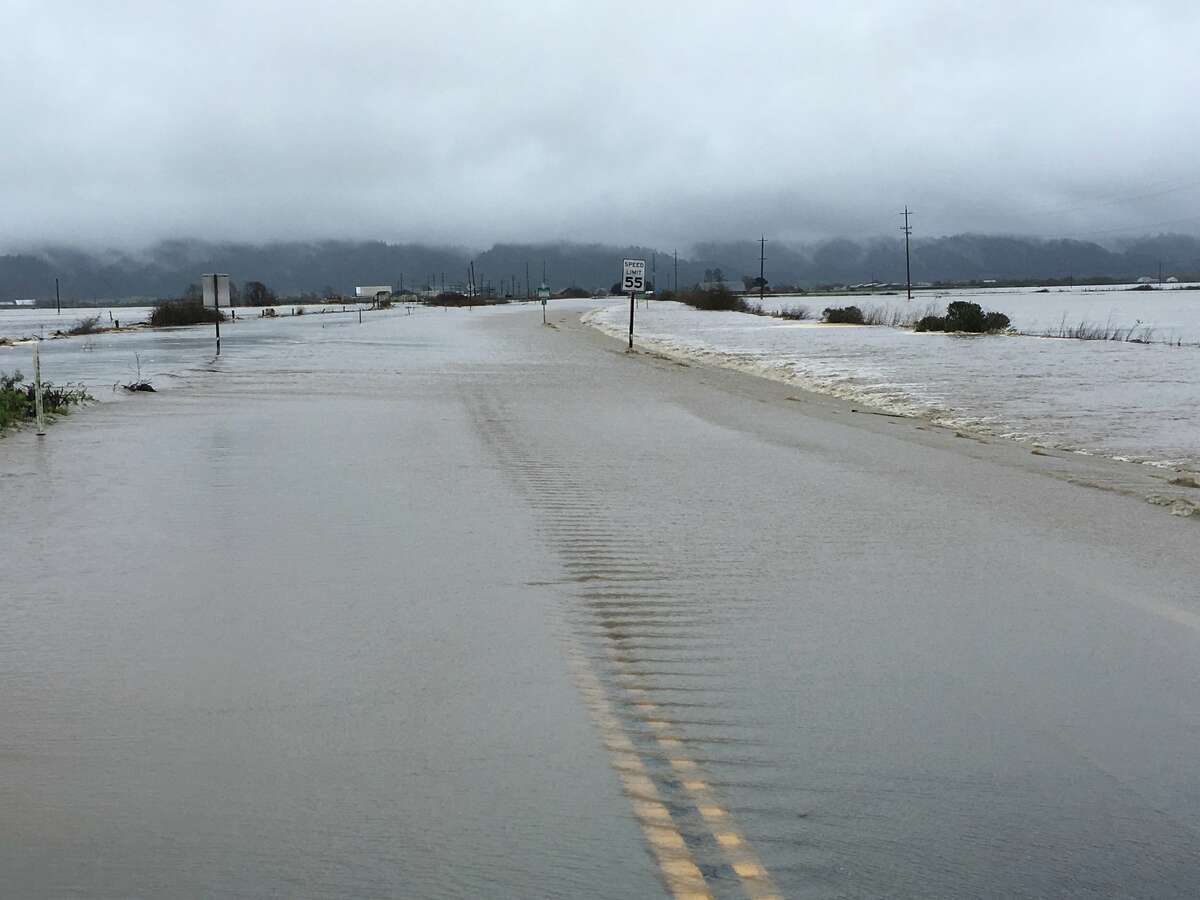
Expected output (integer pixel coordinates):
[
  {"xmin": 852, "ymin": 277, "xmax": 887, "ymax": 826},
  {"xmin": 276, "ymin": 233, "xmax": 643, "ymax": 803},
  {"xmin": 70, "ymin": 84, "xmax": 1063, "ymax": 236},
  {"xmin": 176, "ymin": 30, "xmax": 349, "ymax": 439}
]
[{"xmin": 3, "ymin": 234, "xmax": 1199, "ymax": 301}]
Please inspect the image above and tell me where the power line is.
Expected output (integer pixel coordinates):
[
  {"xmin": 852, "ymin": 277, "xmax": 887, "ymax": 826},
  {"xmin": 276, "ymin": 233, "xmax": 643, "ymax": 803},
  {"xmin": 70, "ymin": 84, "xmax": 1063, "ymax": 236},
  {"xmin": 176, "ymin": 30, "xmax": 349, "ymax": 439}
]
[
  {"xmin": 1024, "ymin": 176, "xmax": 1200, "ymax": 219},
  {"xmin": 1054, "ymin": 212, "xmax": 1200, "ymax": 240}
]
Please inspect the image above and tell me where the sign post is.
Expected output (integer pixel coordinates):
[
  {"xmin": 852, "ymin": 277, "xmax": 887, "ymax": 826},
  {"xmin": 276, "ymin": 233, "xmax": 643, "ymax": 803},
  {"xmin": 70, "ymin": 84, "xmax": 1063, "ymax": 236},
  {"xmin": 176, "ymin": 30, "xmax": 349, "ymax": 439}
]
[
  {"xmin": 536, "ymin": 283, "xmax": 551, "ymax": 325},
  {"xmin": 622, "ymin": 258, "xmax": 646, "ymax": 349},
  {"xmin": 202, "ymin": 273, "xmax": 231, "ymax": 356}
]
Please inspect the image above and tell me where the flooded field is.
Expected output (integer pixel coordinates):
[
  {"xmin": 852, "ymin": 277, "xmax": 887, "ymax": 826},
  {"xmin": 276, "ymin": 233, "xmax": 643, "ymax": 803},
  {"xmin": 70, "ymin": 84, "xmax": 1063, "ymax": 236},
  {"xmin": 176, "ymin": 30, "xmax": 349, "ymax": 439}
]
[
  {"xmin": 0, "ymin": 303, "xmax": 419, "ymax": 401},
  {"xmin": 588, "ymin": 286, "xmax": 1200, "ymax": 469}
]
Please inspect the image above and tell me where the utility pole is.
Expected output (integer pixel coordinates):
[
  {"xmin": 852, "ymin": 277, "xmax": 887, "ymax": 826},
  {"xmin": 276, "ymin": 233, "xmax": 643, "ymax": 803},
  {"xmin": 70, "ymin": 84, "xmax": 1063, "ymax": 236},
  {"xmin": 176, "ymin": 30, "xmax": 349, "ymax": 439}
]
[
  {"xmin": 212, "ymin": 273, "xmax": 221, "ymax": 356},
  {"xmin": 526, "ymin": 261, "xmax": 531, "ymax": 300},
  {"xmin": 55, "ymin": 277, "xmax": 61, "ymax": 315},
  {"xmin": 901, "ymin": 206, "xmax": 914, "ymax": 300},
  {"xmin": 673, "ymin": 249, "xmax": 678, "ymax": 294},
  {"xmin": 758, "ymin": 235, "xmax": 767, "ymax": 303}
]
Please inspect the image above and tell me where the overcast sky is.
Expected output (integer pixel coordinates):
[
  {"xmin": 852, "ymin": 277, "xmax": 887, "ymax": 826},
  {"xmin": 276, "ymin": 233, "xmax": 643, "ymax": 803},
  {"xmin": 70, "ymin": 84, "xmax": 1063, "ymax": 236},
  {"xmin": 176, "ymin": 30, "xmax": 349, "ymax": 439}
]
[{"xmin": 4, "ymin": 0, "xmax": 1200, "ymax": 251}]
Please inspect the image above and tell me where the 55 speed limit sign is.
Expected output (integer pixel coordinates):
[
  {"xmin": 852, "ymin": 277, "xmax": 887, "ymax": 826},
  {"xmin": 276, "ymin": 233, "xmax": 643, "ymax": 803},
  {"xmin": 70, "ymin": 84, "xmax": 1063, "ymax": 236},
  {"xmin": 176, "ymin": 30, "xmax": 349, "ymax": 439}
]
[
  {"xmin": 622, "ymin": 257, "xmax": 646, "ymax": 350},
  {"xmin": 622, "ymin": 258, "xmax": 646, "ymax": 292}
]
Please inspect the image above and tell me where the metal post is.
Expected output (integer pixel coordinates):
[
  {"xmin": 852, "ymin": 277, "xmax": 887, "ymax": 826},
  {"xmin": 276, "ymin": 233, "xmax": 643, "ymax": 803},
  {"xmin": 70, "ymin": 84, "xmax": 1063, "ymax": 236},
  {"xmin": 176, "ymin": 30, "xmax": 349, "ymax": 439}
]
[
  {"xmin": 629, "ymin": 292, "xmax": 635, "ymax": 349},
  {"xmin": 55, "ymin": 277, "xmax": 61, "ymax": 315},
  {"xmin": 33, "ymin": 340, "xmax": 45, "ymax": 435},
  {"xmin": 213, "ymin": 273, "xmax": 221, "ymax": 356}
]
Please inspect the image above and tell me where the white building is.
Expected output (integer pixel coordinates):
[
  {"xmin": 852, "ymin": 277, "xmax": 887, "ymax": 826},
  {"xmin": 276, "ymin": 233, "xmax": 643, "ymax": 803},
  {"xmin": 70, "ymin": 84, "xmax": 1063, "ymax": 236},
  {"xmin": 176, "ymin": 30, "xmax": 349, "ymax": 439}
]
[{"xmin": 355, "ymin": 285, "xmax": 392, "ymax": 300}]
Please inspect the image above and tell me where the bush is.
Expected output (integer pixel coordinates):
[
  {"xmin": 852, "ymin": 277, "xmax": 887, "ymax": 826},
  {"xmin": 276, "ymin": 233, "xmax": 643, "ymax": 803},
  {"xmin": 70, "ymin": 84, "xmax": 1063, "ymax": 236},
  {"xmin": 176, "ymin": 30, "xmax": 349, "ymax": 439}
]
[
  {"xmin": 427, "ymin": 292, "xmax": 471, "ymax": 307},
  {"xmin": 149, "ymin": 300, "xmax": 225, "ymax": 327},
  {"xmin": 1, "ymin": 369, "xmax": 92, "ymax": 431},
  {"xmin": 913, "ymin": 315, "xmax": 946, "ymax": 332},
  {"xmin": 557, "ymin": 286, "xmax": 591, "ymax": 299},
  {"xmin": 775, "ymin": 305, "xmax": 812, "ymax": 320},
  {"xmin": 68, "ymin": 315, "xmax": 103, "ymax": 335},
  {"xmin": 424, "ymin": 292, "xmax": 510, "ymax": 307},
  {"xmin": 983, "ymin": 311, "xmax": 1011, "ymax": 331},
  {"xmin": 913, "ymin": 301, "xmax": 1010, "ymax": 333},
  {"xmin": 823, "ymin": 306, "xmax": 865, "ymax": 324},
  {"xmin": 676, "ymin": 284, "xmax": 751, "ymax": 312}
]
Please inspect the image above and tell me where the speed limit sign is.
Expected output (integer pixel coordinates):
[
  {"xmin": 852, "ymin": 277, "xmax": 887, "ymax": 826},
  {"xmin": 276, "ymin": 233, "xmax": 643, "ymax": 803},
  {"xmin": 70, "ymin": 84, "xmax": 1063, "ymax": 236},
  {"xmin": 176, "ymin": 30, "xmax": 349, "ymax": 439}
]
[{"xmin": 622, "ymin": 258, "xmax": 646, "ymax": 293}]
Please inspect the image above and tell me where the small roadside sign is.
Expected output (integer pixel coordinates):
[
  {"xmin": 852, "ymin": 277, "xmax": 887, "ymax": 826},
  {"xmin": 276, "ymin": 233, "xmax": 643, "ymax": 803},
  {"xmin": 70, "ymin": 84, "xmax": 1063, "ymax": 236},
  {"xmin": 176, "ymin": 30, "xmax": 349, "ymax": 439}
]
[
  {"xmin": 622, "ymin": 258, "xmax": 646, "ymax": 350},
  {"xmin": 201, "ymin": 273, "xmax": 230, "ymax": 357},
  {"xmin": 622, "ymin": 258, "xmax": 646, "ymax": 293},
  {"xmin": 202, "ymin": 273, "xmax": 231, "ymax": 308}
]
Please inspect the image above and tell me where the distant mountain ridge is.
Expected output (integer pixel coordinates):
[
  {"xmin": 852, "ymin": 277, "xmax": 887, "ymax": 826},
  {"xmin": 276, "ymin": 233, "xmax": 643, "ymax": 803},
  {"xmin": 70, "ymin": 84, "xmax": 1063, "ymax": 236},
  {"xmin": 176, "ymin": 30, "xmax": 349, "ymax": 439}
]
[{"xmin": 2, "ymin": 234, "xmax": 1198, "ymax": 301}]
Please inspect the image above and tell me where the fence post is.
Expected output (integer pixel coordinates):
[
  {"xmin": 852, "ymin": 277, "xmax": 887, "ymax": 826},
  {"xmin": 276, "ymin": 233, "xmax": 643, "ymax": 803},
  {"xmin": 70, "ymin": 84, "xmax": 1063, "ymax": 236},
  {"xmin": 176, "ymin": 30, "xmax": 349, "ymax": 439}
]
[{"xmin": 33, "ymin": 339, "xmax": 46, "ymax": 436}]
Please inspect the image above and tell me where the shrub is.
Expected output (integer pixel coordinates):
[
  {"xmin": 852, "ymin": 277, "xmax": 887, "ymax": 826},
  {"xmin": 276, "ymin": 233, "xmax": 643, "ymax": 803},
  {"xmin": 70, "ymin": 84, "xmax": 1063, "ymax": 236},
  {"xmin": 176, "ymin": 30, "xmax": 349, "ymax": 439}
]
[
  {"xmin": 427, "ymin": 292, "xmax": 471, "ymax": 306},
  {"xmin": 823, "ymin": 306, "xmax": 865, "ymax": 324},
  {"xmin": 425, "ymin": 292, "xmax": 510, "ymax": 307},
  {"xmin": 675, "ymin": 284, "xmax": 751, "ymax": 312},
  {"xmin": 149, "ymin": 300, "xmax": 225, "ymax": 327},
  {"xmin": 68, "ymin": 315, "xmax": 103, "ymax": 335},
  {"xmin": 913, "ymin": 315, "xmax": 948, "ymax": 332},
  {"xmin": 775, "ymin": 305, "xmax": 811, "ymax": 320},
  {"xmin": 983, "ymin": 311, "xmax": 1011, "ymax": 331},
  {"xmin": 913, "ymin": 301, "xmax": 1009, "ymax": 333},
  {"xmin": 558, "ymin": 286, "xmax": 591, "ymax": 299},
  {"xmin": 1, "ymin": 369, "xmax": 92, "ymax": 431}
]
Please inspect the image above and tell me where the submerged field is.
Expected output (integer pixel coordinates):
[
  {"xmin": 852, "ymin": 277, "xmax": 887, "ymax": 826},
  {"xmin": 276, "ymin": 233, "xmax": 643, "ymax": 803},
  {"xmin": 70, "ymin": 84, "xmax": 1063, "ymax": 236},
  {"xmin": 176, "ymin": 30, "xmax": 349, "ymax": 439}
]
[
  {"xmin": 589, "ymin": 285, "xmax": 1200, "ymax": 470},
  {"xmin": 6, "ymin": 289, "xmax": 1199, "ymax": 472}
]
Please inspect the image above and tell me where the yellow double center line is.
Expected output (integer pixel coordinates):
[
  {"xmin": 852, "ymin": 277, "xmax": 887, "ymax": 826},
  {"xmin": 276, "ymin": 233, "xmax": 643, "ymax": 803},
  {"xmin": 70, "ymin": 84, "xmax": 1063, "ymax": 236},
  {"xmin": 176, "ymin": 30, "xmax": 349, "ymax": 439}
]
[{"xmin": 567, "ymin": 641, "xmax": 781, "ymax": 900}]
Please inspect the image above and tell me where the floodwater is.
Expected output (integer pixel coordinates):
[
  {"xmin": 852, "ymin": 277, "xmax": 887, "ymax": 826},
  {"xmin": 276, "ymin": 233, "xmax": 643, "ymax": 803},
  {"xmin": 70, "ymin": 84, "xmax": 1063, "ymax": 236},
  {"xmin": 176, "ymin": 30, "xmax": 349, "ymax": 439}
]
[
  {"xmin": 3, "ymin": 303, "xmax": 1200, "ymax": 898},
  {"xmin": 0, "ymin": 303, "xmax": 407, "ymax": 400},
  {"xmin": 588, "ymin": 286, "xmax": 1200, "ymax": 469}
]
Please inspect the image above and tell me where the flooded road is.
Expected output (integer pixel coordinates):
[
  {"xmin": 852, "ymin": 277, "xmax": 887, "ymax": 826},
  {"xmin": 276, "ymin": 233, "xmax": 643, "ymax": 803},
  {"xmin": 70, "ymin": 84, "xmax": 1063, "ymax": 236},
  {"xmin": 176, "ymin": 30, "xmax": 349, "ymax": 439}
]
[{"xmin": 3, "ymin": 304, "xmax": 1200, "ymax": 898}]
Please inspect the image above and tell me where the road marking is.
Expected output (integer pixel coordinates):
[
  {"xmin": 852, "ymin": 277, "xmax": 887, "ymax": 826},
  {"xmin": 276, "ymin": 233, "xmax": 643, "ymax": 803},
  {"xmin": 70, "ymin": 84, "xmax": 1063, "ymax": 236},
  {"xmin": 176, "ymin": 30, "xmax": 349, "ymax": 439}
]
[
  {"xmin": 591, "ymin": 639, "xmax": 783, "ymax": 900},
  {"xmin": 566, "ymin": 647, "xmax": 714, "ymax": 900}
]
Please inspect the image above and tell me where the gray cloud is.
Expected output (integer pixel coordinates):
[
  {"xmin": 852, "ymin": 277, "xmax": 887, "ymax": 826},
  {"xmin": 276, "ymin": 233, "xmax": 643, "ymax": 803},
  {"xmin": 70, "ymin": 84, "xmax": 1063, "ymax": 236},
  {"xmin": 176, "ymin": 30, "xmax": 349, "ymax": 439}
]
[{"xmin": 4, "ymin": 0, "xmax": 1200, "ymax": 250}]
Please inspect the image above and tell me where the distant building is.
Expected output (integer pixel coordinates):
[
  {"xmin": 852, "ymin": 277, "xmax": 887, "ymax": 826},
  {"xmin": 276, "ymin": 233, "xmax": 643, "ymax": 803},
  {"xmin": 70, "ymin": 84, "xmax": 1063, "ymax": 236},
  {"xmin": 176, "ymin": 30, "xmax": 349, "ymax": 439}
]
[
  {"xmin": 1167, "ymin": 276, "xmax": 1180, "ymax": 283},
  {"xmin": 355, "ymin": 285, "xmax": 392, "ymax": 300},
  {"xmin": 0, "ymin": 298, "xmax": 36, "ymax": 307},
  {"xmin": 1136, "ymin": 276, "xmax": 1156, "ymax": 284}
]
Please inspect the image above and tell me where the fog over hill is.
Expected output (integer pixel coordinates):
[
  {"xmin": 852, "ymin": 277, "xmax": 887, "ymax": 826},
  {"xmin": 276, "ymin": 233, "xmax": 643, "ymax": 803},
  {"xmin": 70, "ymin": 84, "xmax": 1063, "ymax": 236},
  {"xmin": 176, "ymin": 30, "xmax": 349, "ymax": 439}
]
[
  {"xmin": 8, "ymin": 3, "xmax": 1200, "ymax": 251},
  {"xmin": 3, "ymin": 234, "xmax": 1200, "ymax": 303}
]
